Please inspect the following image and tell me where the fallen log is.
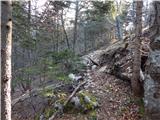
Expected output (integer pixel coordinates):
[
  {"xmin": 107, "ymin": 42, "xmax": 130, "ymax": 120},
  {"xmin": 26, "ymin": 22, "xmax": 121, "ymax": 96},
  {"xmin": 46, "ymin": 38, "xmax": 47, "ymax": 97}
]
[
  {"xmin": 48, "ymin": 81, "xmax": 87, "ymax": 120},
  {"xmin": 110, "ymin": 72, "xmax": 131, "ymax": 83},
  {"xmin": 109, "ymin": 64, "xmax": 131, "ymax": 83},
  {"xmin": 12, "ymin": 83, "xmax": 64, "ymax": 106}
]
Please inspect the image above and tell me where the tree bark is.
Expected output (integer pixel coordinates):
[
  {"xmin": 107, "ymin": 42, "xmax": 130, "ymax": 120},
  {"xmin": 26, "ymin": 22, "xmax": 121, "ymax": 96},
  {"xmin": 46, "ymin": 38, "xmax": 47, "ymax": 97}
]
[
  {"xmin": 73, "ymin": 0, "xmax": 79, "ymax": 52},
  {"xmin": 1, "ymin": 1, "xmax": 12, "ymax": 120},
  {"xmin": 84, "ymin": 28, "xmax": 87, "ymax": 52},
  {"xmin": 131, "ymin": 0, "xmax": 143, "ymax": 97},
  {"xmin": 26, "ymin": 0, "xmax": 31, "ymax": 90},
  {"xmin": 61, "ymin": 9, "xmax": 70, "ymax": 49},
  {"xmin": 116, "ymin": 16, "xmax": 123, "ymax": 41},
  {"xmin": 56, "ymin": 13, "xmax": 59, "ymax": 52},
  {"xmin": 116, "ymin": 1, "xmax": 123, "ymax": 41}
]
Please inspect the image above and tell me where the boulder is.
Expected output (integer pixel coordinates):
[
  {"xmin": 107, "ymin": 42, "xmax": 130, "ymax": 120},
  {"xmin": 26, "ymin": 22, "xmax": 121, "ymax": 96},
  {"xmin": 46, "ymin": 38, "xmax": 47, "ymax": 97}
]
[{"xmin": 144, "ymin": 36, "xmax": 160, "ymax": 119}]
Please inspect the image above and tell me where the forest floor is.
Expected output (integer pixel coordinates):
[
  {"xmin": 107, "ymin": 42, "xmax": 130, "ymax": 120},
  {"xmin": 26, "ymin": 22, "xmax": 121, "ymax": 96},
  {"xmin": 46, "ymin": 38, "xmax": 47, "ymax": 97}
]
[
  {"xmin": 12, "ymin": 41, "xmax": 144, "ymax": 120},
  {"xmin": 57, "ymin": 69, "xmax": 143, "ymax": 120},
  {"xmin": 54, "ymin": 40, "xmax": 144, "ymax": 120}
]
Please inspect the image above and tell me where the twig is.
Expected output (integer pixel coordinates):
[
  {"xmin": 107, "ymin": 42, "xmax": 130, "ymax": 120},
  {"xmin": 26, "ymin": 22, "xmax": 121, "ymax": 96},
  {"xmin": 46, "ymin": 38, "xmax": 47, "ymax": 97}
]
[{"xmin": 64, "ymin": 81, "xmax": 87, "ymax": 106}]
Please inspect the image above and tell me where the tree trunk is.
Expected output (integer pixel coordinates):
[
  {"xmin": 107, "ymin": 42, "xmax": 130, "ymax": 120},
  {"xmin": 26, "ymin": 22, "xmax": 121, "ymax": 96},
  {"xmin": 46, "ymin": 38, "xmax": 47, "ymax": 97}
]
[
  {"xmin": 1, "ymin": 1, "xmax": 12, "ymax": 120},
  {"xmin": 73, "ymin": 0, "xmax": 79, "ymax": 52},
  {"xmin": 26, "ymin": 0, "xmax": 31, "ymax": 90},
  {"xmin": 131, "ymin": 1, "xmax": 143, "ymax": 97},
  {"xmin": 56, "ymin": 13, "xmax": 59, "ymax": 52},
  {"xmin": 144, "ymin": 1, "xmax": 160, "ymax": 119},
  {"xmin": 84, "ymin": 28, "xmax": 87, "ymax": 52},
  {"xmin": 116, "ymin": 1, "xmax": 123, "ymax": 41},
  {"xmin": 116, "ymin": 16, "xmax": 123, "ymax": 41},
  {"xmin": 61, "ymin": 9, "xmax": 70, "ymax": 49}
]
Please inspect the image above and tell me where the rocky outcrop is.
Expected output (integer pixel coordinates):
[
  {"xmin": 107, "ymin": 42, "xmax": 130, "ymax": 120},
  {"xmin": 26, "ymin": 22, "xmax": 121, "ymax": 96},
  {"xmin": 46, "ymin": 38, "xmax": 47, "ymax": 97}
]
[
  {"xmin": 144, "ymin": 36, "xmax": 160, "ymax": 120},
  {"xmin": 143, "ymin": 1, "xmax": 160, "ymax": 119}
]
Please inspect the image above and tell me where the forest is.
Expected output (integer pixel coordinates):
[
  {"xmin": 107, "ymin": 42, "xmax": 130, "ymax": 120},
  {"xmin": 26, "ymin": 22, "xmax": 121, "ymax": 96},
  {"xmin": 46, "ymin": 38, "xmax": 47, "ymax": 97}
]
[{"xmin": 1, "ymin": 0, "xmax": 160, "ymax": 120}]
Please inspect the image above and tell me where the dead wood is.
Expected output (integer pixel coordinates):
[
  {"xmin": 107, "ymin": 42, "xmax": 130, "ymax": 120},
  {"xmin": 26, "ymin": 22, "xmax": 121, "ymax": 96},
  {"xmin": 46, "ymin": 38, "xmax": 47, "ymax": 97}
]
[
  {"xmin": 110, "ymin": 71, "xmax": 131, "ymax": 83},
  {"xmin": 12, "ymin": 83, "xmax": 64, "ymax": 106}
]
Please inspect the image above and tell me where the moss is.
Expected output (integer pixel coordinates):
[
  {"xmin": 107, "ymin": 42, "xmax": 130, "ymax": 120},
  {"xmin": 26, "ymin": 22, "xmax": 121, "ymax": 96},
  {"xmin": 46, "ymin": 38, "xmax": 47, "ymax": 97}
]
[
  {"xmin": 56, "ymin": 74, "xmax": 71, "ymax": 83},
  {"xmin": 78, "ymin": 91, "xmax": 98, "ymax": 112},
  {"xmin": 137, "ymin": 99, "xmax": 145, "ymax": 117},
  {"xmin": 88, "ymin": 110, "xmax": 97, "ymax": 120},
  {"xmin": 56, "ymin": 92, "xmax": 67, "ymax": 100},
  {"xmin": 44, "ymin": 107, "xmax": 56, "ymax": 119},
  {"xmin": 40, "ymin": 88, "xmax": 55, "ymax": 97},
  {"xmin": 40, "ymin": 90, "xmax": 99, "ymax": 118},
  {"xmin": 34, "ymin": 113, "xmax": 40, "ymax": 120},
  {"xmin": 64, "ymin": 102, "xmax": 74, "ymax": 111},
  {"xmin": 34, "ymin": 108, "xmax": 56, "ymax": 120},
  {"xmin": 79, "ymin": 91, "xmax": 97, "ymax": 103}
]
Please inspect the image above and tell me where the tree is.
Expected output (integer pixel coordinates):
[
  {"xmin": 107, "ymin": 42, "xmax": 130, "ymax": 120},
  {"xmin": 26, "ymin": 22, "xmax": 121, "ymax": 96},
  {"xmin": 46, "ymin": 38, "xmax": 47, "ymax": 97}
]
[
  {"xmin": 26, "ymin": 0, "xmax": 32, "ymax": 90},
  {"xmin": 73, "ymin": 0, "xmax": 79, "ymax": 52},
  {"xmin": 1, "ymin": 1, "xmax": 12, "ymax": 120},
  {"xmin": 12, "ymin": 1, "xmax": 35, "ymax": 92},
  {"xmin": 61, "ymin": 9, "xmax": 70, "ymax": 49},
  {"xmin": 115, "ymin": 1, "xmax": 123, "ymax": 41},
  {"xmin": 86, "ymin": 0, "xmax": 114, "ymax": 22},
  {"xmin": 131, "ymin": 0, "xmax": 143, "ymax": 97}
]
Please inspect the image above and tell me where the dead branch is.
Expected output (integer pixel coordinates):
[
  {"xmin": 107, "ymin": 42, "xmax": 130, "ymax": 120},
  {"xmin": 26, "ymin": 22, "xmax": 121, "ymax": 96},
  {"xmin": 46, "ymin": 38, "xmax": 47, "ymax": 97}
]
[
  {"xmin": 110, "ymin": 72, "xmax": 131, "ymax": 83},
  {"xmin": 12, "ymin": 83, "xmax": 64, "ymax": 106}
]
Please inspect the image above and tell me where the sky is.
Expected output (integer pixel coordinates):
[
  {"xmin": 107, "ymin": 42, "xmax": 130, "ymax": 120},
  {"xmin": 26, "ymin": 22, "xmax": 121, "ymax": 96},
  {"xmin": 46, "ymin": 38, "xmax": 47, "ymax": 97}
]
[
  {"xmin": 33, "ymin": 0, "xmax": 128, "ymax": 19},
  {"xmin": 32, "ymin": 0, "xmax": 75, "ymax": 20},
  {"xmin": 32, "ymin": 0, "xmax": 152, "ymax": 27}
]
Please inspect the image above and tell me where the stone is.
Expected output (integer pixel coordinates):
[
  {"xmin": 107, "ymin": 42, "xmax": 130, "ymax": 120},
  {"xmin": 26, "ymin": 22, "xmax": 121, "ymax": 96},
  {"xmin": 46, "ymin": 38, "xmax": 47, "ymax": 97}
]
[
  {"xmin": 71, "ymin": 96, "xmax": 81, "ymax": 108},
  {"xmin": 39, "ymin": 114, "xmax": 45, "ymax": 120},
  {"xmin": 91, "ymin": 65, "xmax": 97, "ymax": 70},
  {"xmin": 146, "ymin": 51, "xmax": 160, "ymax": 82},
  {"xmin": 84, "ymin": 96, "xmax": 91, "ymax": 103},
  {"xmin": 68, "ymin": 73, "xmax": 83, "ymax": 82},
  {"xmin": 144, "ymin": 75, "xmax": 160, "ymax": 120},
  {"xmin": 150, "ymin": 36, "xmax": 160, "ymax": 50},
  {"xmin": 98, "ymin": 66, "xmax": 107, "ymax": 73}
]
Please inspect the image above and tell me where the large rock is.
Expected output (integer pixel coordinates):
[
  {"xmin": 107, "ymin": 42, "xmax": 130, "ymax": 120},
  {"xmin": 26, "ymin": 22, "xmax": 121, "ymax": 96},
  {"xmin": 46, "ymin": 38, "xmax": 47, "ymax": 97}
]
[
  {"xmin": 144, "ymin": 75, "xmax": 160, "ymax": 120},
  {"xmin": 144, "ymin": 36, "xmax": 160, "ymax": 119}
]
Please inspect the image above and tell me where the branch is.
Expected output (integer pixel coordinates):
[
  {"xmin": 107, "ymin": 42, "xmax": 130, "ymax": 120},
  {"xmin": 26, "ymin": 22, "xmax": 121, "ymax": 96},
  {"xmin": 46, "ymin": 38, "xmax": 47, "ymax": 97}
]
[{"xmin": 12, "ymin": 83, "xmax": 64, "ymax": 106}]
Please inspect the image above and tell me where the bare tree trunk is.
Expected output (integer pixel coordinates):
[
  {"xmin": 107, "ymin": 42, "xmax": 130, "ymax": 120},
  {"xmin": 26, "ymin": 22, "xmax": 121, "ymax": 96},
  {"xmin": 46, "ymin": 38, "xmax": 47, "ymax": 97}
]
[
  {"xmin": 131, "ymin": 0, "xmax": 143, "ymax": 97},
  {"xmin": 1, "ymin": 1, "xmax": 12, "ymax": 120},
  {"xmin": 116, "ymin": 1, "xmax": 123, "ymax": 41},
  {"xmin": 84, "ymin": 28, "xmax": 87, "ymax": 52},
  {"xmin": 73, "ymin": 0, "xmax": 79, "ymax": 52},
  {"xmin": 26, "ymin": 0, "xmax": 31, "ymax": 90},
  {"xmin": 116, "ymin": 16, "xmax": 123, "ymax": 41},
  {"xmin": 61, "ymin": 9, "xmax": 70, "ymax": 49},
  {"xmin": 56, "ymin": 13, "xmax": 59, "ymax": 52}
]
